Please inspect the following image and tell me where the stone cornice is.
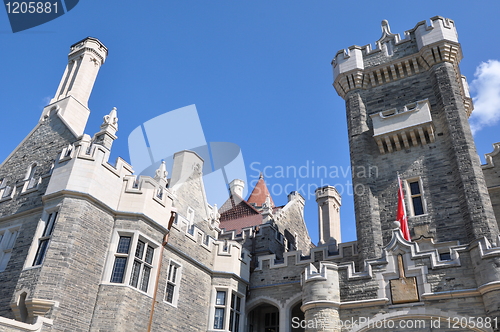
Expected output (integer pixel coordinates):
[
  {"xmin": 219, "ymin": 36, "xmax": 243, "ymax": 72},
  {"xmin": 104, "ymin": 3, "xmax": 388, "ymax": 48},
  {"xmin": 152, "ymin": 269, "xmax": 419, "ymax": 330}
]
[
  {"xmin": 301, "ymin": 300, "xmax": 341, "ymax": 312},
  {"xmin": 421, "ymin": 288, "xmax": 481, "ymax": 300},
  {"xmin": 477, "ymin": 280, "xmax": 500, "ymax": 295}
]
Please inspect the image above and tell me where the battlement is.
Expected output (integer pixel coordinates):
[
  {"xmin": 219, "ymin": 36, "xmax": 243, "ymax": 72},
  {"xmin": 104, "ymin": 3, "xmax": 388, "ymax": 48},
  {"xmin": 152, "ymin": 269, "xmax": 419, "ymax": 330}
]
[
  {"xmin": 333, "ymin": 17, "xmax": 458, "ymax": 74},
  {"xmin": 482, "ymin": 142, "xmax": 500, "ymax": 170},
  {"xmin": 286, "ymin": 230, "xmax": 500, "ymax": 306},
  {"xmin": 45, "ymin": 133, "xmax": 175, "ymax": 229},
  {"xmin": 332, "ymin": 17, "xmax": 466, "ymax": 104},
  {"xmin": 68, "ymin": 37, "xmax": 108, "ymax": 64},
  {"xmin": 253, "ymin": 240, "xmax": 358, "ymax": 271},
  {"xmin": 315, "ymin": 185, "xmax": 341, "ymax": 203},
  {"xmin": 169, "ymin": 212, "xmax": 251, "ymax": 280},
  {"xmin": 219, "ymin": 222, "xmax": 293, "ymax": 250}
]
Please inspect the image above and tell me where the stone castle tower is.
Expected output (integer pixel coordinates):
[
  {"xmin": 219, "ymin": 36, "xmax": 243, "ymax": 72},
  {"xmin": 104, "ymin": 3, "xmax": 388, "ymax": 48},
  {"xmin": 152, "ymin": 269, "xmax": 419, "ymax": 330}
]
[
  {"xmin": 0, "ymin": 17, "xmax": 500, "ymax": 332},
  {"xmin": 332, "ymin": 17, "xmax": 499, "ymax": 262}
]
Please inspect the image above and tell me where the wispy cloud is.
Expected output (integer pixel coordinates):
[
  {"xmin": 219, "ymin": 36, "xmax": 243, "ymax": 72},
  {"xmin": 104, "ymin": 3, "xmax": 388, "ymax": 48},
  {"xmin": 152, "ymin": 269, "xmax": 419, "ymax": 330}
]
[
  {"xmin": 42, "ymin": 96, "xmax": 52, "ymax": 105},
  {"xmin": 469, "ymin": 60, "xmax": 500, "ymax": 134}
]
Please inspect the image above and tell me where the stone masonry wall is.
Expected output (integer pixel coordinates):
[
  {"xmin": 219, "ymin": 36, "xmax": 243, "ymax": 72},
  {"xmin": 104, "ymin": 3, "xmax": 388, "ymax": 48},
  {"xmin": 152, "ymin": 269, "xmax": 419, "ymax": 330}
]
[
  {"xmin": 0, "ymin": 213, "xmax": 41, "ymax": 319},
  {"xmin": 274, "ymin": 197, "xmax": 312, "ymax": 254},
  {"xmin": 0, "ymin": 113, "xmax": 76, "ymax": 216},
  {"xmin": 24, "ymin": 197, "xmax": 114, "ymax": 332},
  {"xmin": 149, "ymin": 248, "xmax": 213, "ymax": 332},
  {"xmin": 0, "ymin": 113, "xmax": 77, "ymax": 320}
]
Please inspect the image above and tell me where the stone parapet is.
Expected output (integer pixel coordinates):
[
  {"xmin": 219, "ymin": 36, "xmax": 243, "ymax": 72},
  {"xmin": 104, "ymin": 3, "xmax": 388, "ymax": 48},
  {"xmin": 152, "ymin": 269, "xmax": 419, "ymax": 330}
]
[
  {"xmin": 332, "ymin": 17, "xmax": 472, "ymax": 116},
  {"xmin": 45, "ymin": 133, "xmax": 175, "ymax": 229}
]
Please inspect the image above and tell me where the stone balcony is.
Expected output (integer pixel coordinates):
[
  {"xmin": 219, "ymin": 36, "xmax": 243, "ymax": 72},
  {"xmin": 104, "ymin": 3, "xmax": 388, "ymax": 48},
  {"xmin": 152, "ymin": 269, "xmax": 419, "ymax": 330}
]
[{"xmin": 370, "ymin": 99, "xmax": 435, "ymax": 154}]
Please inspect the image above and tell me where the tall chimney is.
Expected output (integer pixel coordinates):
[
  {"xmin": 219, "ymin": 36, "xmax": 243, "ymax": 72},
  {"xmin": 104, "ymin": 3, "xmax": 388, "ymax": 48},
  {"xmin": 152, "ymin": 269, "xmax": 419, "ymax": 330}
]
[
  {"xmin": 315, "ymin": 186, "xmax": 342, "ymax": 245},
  {"xmin": 41, "ymin": 37, "xmax": 108, "ymax": 137}
]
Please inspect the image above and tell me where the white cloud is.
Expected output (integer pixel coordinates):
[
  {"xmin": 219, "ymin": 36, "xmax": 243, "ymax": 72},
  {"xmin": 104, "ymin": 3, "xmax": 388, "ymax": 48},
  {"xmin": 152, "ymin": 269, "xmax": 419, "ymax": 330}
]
[
  {"xmin": 469, "ymin": 60, "xmax": 500, "ymax": 134},
  {"xmin": 42, "ymin": 96, "xmax": 52, "ymax": 105}
]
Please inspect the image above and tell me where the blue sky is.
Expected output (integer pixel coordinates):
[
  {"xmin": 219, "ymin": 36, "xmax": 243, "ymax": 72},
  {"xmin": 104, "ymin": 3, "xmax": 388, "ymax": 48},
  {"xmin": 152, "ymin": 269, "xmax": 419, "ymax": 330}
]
[{"xmin": 1, "ymin": 1, "xmax": 499, "ymax": 244}]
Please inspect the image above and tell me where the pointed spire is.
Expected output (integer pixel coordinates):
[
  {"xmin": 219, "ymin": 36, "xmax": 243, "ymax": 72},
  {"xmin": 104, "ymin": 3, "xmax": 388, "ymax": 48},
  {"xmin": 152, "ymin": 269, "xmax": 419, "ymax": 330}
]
[{"xmin": 247, "ymin": 174, "xmax": 274, "ymax": 207}]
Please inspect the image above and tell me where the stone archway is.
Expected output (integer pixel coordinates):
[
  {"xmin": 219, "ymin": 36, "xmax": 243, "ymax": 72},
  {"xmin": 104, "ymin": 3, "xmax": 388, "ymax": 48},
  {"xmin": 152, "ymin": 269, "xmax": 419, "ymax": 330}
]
[
  {"xmin": 290, "ymin": 301, "xmax": 305, "ymax": 332},
  {"xmin": 248, "ymin": 303, "xmax": 280, "ymax": 332}
]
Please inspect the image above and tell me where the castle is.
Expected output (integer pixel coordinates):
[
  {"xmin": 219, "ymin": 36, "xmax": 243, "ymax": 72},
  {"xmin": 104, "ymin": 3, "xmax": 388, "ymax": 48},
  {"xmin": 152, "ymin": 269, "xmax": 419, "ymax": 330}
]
[{"xmin": 0, "ymin": 16, "xmax": 499, "ymax": 332}]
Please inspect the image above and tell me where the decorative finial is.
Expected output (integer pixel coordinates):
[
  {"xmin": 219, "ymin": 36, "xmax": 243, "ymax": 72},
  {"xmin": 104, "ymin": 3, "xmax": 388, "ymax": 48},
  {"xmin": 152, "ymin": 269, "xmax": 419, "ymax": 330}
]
[
  {"xmin": 99, "ymin": 107, "xmax": 118, "ymax": 137},
  {"xmin": 154, "ymin": 161, "xmax": 168, "ymax": 182},
  {"xmin": 262, "ymin": 195, "xmax": 274, "ymax": 220},
  {"xmin": 93, "ymin": 107, "xmax": 118, "ymax": 149},
  {"xmin": 381, "ymin": 20, "xmax": 391, "ymax": 35},
  {"xmin": 264, "ymin": 195, "xmax": 271, "ymax": 208},
  {"xmin": 259, "ymin": 172, "xmax": 264, "ymax": 180},
  {"xmin": 103, "ymin": 107, "xmax": 118, "ymax": 128},
  {"xmin": 210, "ymin": 204, "xmax": 221, "ymax": 224}
]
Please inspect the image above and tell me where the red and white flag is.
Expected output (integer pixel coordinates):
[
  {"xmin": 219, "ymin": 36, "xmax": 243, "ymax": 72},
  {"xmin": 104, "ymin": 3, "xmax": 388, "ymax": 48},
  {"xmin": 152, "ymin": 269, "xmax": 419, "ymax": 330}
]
[{"xmin": 397, "ymin": 176, "xmax": 411, "ymax": 241}]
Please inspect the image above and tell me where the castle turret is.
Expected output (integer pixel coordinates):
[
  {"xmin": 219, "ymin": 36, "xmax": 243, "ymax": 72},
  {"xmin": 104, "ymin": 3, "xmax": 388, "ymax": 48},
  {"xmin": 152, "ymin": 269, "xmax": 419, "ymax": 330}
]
[
  {"xmin": 332, "ymin": 17, "xmax": 498, "ymax": 262},
  {"xmin": 315, "ymin": 186, "xmax": 341, "ymax": 246},
  {"xmin": 301, "ymin": 262, "xmax": 341, "ymax": 332},
  {"xmin": 229, "ymin": 178, "xmax": 245, "ymax": 198},
  {"xmin": 41, "ymin": 37, "xmax": 108, "ymax": 137}
]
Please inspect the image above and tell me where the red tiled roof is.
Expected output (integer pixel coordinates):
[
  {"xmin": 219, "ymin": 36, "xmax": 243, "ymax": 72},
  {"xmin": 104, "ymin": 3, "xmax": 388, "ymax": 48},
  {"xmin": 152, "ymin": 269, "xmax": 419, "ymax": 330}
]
[
  {"xmin": 219, "ymin": 193, "xmax": 260, "ymax": 222},
  {"xmin": 218, "ymin": 175, "xmax": 277, "ymax": 233},
  {"xmin": 219, "ymin": 214, "xmax": 263, "ymax": 234},
  {"xmin": 247, "ymin": 175, "xmax": 274, "ymax": 207}
]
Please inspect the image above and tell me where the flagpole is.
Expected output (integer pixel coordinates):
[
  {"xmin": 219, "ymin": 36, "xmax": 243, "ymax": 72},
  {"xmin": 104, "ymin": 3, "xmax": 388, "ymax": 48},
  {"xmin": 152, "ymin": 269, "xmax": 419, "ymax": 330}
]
[{"xmin": 396, "ymin": 172, "xmax": 411, "ymax": 241}]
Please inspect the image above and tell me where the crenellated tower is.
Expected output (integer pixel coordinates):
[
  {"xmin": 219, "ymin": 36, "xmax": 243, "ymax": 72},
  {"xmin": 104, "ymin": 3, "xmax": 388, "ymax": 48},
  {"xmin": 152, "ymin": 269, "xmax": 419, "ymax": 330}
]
[{"xmin": 332, "ymin": 17, "xmax": 498, "ymax": 262}]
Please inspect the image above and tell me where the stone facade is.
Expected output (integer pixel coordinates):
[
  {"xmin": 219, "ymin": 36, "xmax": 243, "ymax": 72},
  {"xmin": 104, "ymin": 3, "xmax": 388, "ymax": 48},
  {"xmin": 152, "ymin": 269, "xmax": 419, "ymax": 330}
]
[{"xmin": 0, "ymin": 17, "xmax": 500, "ymax": 332}]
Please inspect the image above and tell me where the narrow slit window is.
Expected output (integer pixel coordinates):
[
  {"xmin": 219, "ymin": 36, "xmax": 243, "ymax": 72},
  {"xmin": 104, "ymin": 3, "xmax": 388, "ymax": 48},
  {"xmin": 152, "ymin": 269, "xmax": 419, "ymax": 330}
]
[
  {"xmin": 165, "ymin": 261, "xmax": 181, "ymax": 305},
  {"xmin": 214, "ymin": 291, "xmax": 227, "ymax": 329},
  {"xmin": 32, "ymin": 212, "xmax": 58, "ymax": 266},
  {"xmin": 408, "ymin": 180, "xmax": 425, "ymax": 216}
]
